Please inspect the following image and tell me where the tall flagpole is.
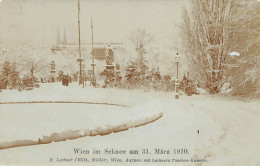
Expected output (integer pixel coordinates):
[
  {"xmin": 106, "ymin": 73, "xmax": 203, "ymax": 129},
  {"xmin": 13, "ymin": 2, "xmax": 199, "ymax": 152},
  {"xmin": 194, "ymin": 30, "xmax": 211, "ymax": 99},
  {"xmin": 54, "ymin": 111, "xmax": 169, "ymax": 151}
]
[
  {"xmin": 78, "ymin": 0, "xmax": 82, "ymax": 84},
  {"xmin": 91, "ymin": 17, "xmax": 95, "ymax": 76}
]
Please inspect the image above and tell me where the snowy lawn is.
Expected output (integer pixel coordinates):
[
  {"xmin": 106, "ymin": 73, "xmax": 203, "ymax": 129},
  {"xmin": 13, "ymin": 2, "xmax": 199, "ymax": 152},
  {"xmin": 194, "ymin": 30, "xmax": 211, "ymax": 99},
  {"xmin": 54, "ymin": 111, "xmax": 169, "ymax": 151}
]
[
  {"xmin": 0, "ymin": 83, "xmax": 156, "ymax": 106},
  {"xmin": 0, "ymin": 83, "xmax": 259, "ymax": 166},
  {"xmin": 0, "ymin": 83, "xmax": 163, "ymax": 145},
  {"xmin": 0, "ymin": 103, "xmax": 162, "ymax": 144}
]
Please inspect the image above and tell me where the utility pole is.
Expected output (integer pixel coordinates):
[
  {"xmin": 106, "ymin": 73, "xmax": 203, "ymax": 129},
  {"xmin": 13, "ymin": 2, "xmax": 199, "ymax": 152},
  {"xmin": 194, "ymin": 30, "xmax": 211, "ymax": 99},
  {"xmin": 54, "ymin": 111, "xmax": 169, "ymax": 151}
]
[
  {"xmin": 91, "ymin": 16, "xmax": 95, "ymax": 76},
  {"xmin": 82, "ymin": 64, "xmax": 85, "ymax": 88},
  {"xmin": 77, "ymin": 0, "xmax": 83, "ymax": 84}
]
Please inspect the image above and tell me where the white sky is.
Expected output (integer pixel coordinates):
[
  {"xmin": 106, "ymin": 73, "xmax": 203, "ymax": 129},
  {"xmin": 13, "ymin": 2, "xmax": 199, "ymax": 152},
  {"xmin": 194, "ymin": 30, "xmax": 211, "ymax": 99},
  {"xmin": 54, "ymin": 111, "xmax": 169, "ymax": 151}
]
[{"xmin": 0, "ymin": 0, "xmax": 189, "ymax": 46}]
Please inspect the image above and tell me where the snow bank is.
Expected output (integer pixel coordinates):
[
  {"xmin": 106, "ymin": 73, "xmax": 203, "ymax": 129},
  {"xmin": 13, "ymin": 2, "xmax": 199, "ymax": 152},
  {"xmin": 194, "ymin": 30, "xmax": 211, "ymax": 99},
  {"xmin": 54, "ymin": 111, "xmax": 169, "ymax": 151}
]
[{"xmin": 0, "ymin": 101, "xmax": 163, "ymax": 149}]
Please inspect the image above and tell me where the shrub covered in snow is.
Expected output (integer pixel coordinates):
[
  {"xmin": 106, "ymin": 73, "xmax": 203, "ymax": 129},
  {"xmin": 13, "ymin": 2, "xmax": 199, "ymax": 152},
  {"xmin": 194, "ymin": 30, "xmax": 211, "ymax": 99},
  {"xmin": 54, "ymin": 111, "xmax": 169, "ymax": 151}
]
[
  {"xmin": 0, "ymin": 61, "xmax": 21, "ymax": 90},
  {"xmin": 179, "ymin": 75, "xmax": 198, "ymax": 96},
  {"xmin": 0, "ymin": 60, "xmax": 39, "ymax": 92},
  {"xmin": 22, "ymin": 75, "xmax": 39, "ymax": 90}
]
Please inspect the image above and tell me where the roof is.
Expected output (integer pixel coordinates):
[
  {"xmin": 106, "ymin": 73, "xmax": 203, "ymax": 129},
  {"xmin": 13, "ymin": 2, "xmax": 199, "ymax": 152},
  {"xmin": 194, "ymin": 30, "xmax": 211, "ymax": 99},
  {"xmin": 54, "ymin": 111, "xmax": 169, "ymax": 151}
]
[{"xmin": 92, "ymin": 48, "xmax": 106, "ymax": 60}]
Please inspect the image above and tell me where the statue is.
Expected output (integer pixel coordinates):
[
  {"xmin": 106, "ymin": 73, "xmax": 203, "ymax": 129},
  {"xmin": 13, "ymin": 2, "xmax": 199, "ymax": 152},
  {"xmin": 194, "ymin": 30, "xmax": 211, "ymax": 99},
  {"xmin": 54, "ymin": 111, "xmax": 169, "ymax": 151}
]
[
  {"xmin": 105, "ymin": 44, "xmax": 114, "ymax": 65},
  {"xmin": 50, "ymin": 61, "xmax": 55, "ymax": 72}
]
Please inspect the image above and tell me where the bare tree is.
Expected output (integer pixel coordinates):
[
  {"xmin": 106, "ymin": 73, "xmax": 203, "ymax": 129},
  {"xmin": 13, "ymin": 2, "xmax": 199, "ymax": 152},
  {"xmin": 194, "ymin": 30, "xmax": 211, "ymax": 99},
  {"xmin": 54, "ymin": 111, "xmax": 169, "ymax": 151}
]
[
  {"xmin": 20, "ymin": 52, "xmax": 49, "ymax": 77},
  {"xmin": 129, "ymin": 29, "xmax": 154, "ymax": 51}
]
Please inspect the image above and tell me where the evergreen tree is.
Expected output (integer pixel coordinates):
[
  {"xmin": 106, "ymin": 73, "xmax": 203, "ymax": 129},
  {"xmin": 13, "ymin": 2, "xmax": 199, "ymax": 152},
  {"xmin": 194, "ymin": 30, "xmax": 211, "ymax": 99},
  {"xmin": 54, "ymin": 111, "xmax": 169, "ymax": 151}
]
[
  {"xmin": 0, "ymin": 61, "xmax": 12, "ymax": 89},
  {"xmin": 7, "ymin": 63, "xmax": 20, "ymax": 90},
  {"xmin": 0, "ymin": 61, "xmax": 21, "ymax": 90}
]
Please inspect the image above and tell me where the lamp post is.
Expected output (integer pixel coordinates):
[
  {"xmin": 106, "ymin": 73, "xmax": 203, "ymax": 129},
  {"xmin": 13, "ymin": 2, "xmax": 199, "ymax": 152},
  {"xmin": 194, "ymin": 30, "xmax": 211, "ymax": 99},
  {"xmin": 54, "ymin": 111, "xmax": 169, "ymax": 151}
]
[{"xmin": 174, "ymin": 53, "xmax": 181, "ymax": 99}]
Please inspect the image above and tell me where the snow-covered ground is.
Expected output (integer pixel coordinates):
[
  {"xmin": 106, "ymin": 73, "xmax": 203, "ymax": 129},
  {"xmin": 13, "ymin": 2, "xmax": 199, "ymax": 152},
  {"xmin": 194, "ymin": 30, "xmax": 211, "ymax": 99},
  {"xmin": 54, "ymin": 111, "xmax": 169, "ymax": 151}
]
[
  {"xmin": 0, "ymin": 103, "xmax": 162, "ymax": 143},
  {"xmin": 0, "ymin": 83, "xmax": 259, "ymax": 166}
]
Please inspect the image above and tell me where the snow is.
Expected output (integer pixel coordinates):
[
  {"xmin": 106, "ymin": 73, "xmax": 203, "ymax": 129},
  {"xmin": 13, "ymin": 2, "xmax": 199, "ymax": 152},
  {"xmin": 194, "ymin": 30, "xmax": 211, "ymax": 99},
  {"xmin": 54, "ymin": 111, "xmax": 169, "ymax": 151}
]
[
  {"xmin": 0, "ymin": 103, "xmax": 161, "ymax": 143},
  {"xmin": 0, "ymin": 83, "xmax": 163, "ymax": 143},
  {"xmin": 0, "ymin": 83, "xmax": 154, "ymax": 106},
  {"xmin": 0, "ymin": 83, "xmax": 260, "ymax": 166},
  {"xmin": 229, "ymin": 51, "xmax": 240, "ymax": 57}
]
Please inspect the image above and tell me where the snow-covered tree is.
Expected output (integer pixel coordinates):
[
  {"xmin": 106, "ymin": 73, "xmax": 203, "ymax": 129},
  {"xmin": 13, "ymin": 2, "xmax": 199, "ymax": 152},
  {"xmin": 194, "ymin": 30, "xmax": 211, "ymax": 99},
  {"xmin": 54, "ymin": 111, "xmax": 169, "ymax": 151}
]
[
  {"xmin": 0, "ymin": 61, "xmax": 21, "ymax": 90},
  {"xmin": 182, "ymin": 0, "xmax": 260, "ymax": 97},
  {"xmin": 226, "ymin": 0, "xmax": 260, "ymax": 97},
  {"xmin": 20, "ymin": 52, "xmax": 49, "ymax": 78},
  {"xmin": 0, "ymin": 60, "xmax": 12, "ymax": 89},
  {"xmin": 119, "ymin": 29, "xmax": 155, "ymax": 88},
  {"xmin": 181, "ymin": 0, "xmax": 237, "ymax": 94},
  {"xmin": 129, "ymin": 29, "xmax": 154, "ymax": 52},
  {"xmin": 8, "ymin": 62, "xmax": 21, "ymax": 90}
]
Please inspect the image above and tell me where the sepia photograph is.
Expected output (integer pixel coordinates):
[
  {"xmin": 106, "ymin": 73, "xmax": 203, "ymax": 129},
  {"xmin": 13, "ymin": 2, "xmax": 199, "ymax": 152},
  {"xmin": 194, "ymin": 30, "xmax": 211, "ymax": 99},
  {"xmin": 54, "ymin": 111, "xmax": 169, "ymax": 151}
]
[{"xmin": 0, "ymin": 0, "xmax": 259, "ymax": 165}]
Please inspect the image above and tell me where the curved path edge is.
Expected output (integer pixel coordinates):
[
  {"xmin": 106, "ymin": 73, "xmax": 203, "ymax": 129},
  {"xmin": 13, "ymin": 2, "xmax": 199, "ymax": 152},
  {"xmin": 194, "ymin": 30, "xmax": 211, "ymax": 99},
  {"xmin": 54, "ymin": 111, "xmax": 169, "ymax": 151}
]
[
  {"xmin": 0, "ymin": 113, "xmax": 163, "ymax": 150},
  {"xmin": 0, "ymin": 101, "xmax": 127, "ymax": 107}
]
